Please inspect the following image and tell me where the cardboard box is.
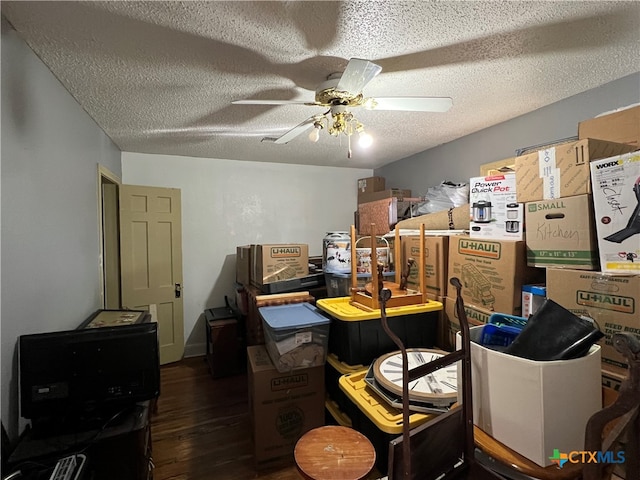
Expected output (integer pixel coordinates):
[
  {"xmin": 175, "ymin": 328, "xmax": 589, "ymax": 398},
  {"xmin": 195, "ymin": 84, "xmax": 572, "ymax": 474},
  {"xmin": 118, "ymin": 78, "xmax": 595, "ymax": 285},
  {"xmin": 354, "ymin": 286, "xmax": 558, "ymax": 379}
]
[
  {"xmin": 357, "ymin": 197, "xmax": 398, "ymax": 235},
  {"xmin": 578, "ymin": 104, "xmax": 640, "ymax": 149},
  {"xmin": 524, "ymin": 194, "xmax": 599, "ymax": 270},
  {"xmin": 521, "ymin": 284, "xmax": 546, "ymax": 318},
  {"xmin": 457, "ymin": 327, "xmax": 602, "ymax": 467},
  {"xmin": 446, "ymin": 236, "xmax": 543, "ymax": 315},
  {"xmin": 358, "ymin": 188, "xmax": 413, "ymax": 205},
  {"xmin": 402, "ymin": 235, "xmax": 449, "ymax": 298},
  {"xmin": 251, "ymin": 244, "xmax": 309, "ymax": 288},
  {"xmin": 236, "ymin": 245, "xmax": 251, "ymax": 286},
  {"xmin": 357, "ymin": 176, "xmax": 385, "ymax": 201},
  {"xmin": 590, "ymin": 152, "xmax": 640, "ymax": 275},
  {"xmin": 546, "ymin": 268, "xmax": 640, "ymax": 370},
  {"xmin": 247, "ymin": 345, "xmax": 325, "ymax": 466},
  {"xmin": 514, "ymin": 138, "xmax": 636, "ymax": 203},
  {"xmin": 469, "ymin": 173, "xmax": 524, "ymax": 240},
  {"xmin": 443, "ymin": 296, "xmax": 492, "ymax": 351},
  {"xmin": 601, "ymin": 364, "xmax": 627, "ymax": 392},
  {"xmin": 479, "ymin": 157, "xmax": 516, "ymax": 176}
]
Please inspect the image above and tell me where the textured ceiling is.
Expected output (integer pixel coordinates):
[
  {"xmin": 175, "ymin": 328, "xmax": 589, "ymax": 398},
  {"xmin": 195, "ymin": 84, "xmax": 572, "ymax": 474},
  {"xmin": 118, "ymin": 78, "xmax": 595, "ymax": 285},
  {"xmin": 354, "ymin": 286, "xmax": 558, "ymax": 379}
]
[{"xmin": 2, "ymin": 1, "xmax": 639, "ymax": 169}]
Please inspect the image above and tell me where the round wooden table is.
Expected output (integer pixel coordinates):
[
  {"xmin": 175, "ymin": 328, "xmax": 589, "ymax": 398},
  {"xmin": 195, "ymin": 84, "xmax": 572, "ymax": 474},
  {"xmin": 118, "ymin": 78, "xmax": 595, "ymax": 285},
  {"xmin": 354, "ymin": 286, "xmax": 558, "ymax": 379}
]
[{"xmin": 294, "ymin": 426, "xmax": 376, "ymax": 480}]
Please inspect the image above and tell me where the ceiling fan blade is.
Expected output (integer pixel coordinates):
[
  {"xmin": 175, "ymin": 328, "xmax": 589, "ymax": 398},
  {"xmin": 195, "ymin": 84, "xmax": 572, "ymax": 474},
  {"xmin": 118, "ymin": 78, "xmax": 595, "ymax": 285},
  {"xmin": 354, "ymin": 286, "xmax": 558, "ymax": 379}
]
[
  {"xmin": 232, "ymin": 99, "xmax": 319, "ymax": 106},
  {"xmin": 367, "ymin": 97, "xmax": 453, "ymax": 112},
  {"xmin": 261, "ymin": 116, "xmax": 319, "ymax": 145},
  {"xmin": 335, "ymin": 58, "xmax": 382, "ymax": 94}
]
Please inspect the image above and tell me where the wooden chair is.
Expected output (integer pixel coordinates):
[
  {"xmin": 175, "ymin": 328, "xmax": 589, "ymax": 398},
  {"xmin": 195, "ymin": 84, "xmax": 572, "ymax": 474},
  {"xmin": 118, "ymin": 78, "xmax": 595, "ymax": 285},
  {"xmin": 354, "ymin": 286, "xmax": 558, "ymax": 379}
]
[
  {"xmin": 584, "ymin": 331, "xmax": 639, "ymax": 480},
  {"xmin": 381, "ymin": 278, "xmax": 640, "ymax": 480},
  {"xmin": 381, "ymin": 278, "xmax": 499, "ymax": 479}
]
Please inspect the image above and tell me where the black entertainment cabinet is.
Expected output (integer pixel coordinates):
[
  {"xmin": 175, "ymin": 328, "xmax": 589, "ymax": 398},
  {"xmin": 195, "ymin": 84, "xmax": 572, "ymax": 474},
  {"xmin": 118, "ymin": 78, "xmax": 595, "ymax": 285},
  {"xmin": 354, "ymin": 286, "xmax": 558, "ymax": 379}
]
[
  {"xmin": 9, "ymin": 309, "xmax": 159, "ymax": 480},
  {"xmin": 7, "ymin": 401, "xmax": 152, "ymax": 480}
]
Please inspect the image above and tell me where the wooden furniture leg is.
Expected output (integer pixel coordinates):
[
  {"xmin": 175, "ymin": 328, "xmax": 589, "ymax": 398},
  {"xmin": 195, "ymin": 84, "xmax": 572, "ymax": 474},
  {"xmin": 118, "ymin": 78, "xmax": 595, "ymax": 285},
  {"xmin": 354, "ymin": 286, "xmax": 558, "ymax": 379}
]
[{"xmin": 584, "ymin": 332, "xmax": 640, "ymax": 480}]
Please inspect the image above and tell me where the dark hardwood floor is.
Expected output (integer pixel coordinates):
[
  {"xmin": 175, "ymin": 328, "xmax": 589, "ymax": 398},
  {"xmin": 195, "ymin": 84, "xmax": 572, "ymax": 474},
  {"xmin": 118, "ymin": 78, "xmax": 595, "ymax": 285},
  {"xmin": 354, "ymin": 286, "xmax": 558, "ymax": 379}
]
[{"xmin": 150, "ymin": 356, "xmax": 382, "ymax": 480}]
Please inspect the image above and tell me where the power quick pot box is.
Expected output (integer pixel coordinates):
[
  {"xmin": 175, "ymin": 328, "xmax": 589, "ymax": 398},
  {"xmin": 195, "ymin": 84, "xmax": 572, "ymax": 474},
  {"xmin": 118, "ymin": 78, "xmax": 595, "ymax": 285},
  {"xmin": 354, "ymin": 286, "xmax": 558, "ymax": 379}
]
[
  {"xmin": 590, "ymin": 151, "xmax": 640, "ymax": 275},
  {"xmin": 469, "ymin": 173, "xmax": 524, "ymax": 240}
]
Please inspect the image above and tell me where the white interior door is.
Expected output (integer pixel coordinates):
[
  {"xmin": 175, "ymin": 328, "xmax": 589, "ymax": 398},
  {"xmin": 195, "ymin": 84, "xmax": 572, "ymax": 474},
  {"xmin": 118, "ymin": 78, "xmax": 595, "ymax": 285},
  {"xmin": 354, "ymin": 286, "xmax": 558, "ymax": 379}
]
[{"xmin": 119, "ymin": 184, "xmax": 184, "ymax": 364}]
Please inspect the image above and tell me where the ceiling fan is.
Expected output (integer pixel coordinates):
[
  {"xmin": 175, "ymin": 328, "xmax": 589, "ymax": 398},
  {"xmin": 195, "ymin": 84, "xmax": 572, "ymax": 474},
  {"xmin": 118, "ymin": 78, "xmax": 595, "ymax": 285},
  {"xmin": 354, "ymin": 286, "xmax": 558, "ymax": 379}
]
[{"xmin": 232, "ymin": 58, "xmax": 452, "ymax": 156}]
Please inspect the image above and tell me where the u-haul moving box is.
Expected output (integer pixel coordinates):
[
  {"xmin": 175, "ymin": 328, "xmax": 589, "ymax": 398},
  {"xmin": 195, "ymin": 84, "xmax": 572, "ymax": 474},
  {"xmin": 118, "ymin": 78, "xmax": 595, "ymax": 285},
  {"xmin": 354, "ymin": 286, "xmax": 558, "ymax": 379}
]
[
  {"xmin": 251, "ymin": 244, "xmax": 309, "ymax": 288},
  {"xmin": 248, "ymin": 345, "xmax": 324, "ymax": 467},
  {"xmin": 546, "ymin": 268, "xmax": 640, "ymax": 370},
  {"xmin": 402, "ymin": 235, "xmax": 449, "ymax": 298},
  {"xmin": 447, "ymin": 237, "xmax": 543, "ymax": 316}
]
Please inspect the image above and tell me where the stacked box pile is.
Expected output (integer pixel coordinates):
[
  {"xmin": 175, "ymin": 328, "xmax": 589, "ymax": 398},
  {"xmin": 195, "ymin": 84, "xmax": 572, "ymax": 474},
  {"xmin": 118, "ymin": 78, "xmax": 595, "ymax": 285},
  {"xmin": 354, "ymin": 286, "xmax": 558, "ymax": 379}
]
[{"xmin": 518, "ymin": 108, "xmax": 640, "ymax": 388}]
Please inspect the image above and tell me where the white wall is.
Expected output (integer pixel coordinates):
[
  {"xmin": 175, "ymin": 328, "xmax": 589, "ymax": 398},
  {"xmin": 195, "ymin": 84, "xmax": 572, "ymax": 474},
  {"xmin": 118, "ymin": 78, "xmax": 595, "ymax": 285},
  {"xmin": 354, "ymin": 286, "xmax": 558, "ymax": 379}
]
[
  {"xmin": 121, "ymin": 153, "xmax": 370, "ymax": 356},
  {"xmin": 377, "ymin": 72, "xmax": 640, "ymax": 196},
  {"xmin": 1, "ymin": 19, "xmax": 122, "ymax": 439}
]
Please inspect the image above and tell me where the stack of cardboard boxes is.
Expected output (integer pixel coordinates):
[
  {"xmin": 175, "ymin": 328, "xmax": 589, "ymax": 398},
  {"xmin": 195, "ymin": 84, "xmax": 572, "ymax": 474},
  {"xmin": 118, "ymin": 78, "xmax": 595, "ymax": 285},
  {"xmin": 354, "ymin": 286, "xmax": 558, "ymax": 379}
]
[
  {"xmin": 236, "ymin": 243, "xmax": 314, "ymax": 344},
  {"xmin": 235, "ymin": 104, "xmax": 640, "ymax": 470},
  {"xmin": 472, "ymin": 105, "xmax": 640, "ymax": 392},
  {"xmin": 442, "ymin": 106, "xmax": 639, "ymax": 468},
  {"xmin": 235, "ymin": 243, "xmax": 327, "ymax": 468},
  {"xmin": 355, "ymin": 176, "xmax": 416, "ymax": 235}
]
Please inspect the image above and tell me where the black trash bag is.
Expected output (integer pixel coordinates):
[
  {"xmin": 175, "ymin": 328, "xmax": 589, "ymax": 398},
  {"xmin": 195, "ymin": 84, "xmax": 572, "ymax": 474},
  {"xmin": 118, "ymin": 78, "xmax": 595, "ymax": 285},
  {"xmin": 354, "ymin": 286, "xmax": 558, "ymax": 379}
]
[{"xmin": 505, "ymin": 299, "xmax": 604, "ymax": 361}]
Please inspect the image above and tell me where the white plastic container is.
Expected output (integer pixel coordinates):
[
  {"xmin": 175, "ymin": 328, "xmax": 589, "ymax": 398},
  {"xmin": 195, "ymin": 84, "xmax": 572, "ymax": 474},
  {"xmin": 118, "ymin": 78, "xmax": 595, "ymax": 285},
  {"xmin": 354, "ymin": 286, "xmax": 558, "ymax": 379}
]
[{"xmin": 323, "ymin": 232, "xmax": 351, "ymax": 274}]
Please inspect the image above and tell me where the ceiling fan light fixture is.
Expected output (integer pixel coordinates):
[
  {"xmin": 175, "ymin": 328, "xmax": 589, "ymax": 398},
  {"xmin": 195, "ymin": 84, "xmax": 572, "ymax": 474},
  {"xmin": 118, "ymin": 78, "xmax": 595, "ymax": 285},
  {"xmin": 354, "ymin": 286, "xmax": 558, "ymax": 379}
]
[
  {"xmin": 362, "ymin": 98, "xmax": 377, "ymax": 110},
  {"xmin": 308, "ymin": 123, "xmax": 321, "ymax": 143},
  {"xmin": 358, "ymin": 131, "xmax": 373, "ymax": 148}
]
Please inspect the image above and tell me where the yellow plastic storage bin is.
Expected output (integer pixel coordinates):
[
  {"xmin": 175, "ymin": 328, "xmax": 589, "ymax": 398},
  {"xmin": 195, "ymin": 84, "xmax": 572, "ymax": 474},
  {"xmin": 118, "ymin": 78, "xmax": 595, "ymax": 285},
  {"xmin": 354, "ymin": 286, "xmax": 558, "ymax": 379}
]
[
  {"xmin": 325, "ymin": 353, "xmax": 368, "ymax": 415},
  {"xmin": 316, "ymin": 297, "xmax": 443, "ymax": 365},
  {"xmin": 339, "ymin": 370, "xmax": 435, "ymax": 474},
  {"xmin": 325, "ymin": 395, "xmax": 352, "ymax": 428}
]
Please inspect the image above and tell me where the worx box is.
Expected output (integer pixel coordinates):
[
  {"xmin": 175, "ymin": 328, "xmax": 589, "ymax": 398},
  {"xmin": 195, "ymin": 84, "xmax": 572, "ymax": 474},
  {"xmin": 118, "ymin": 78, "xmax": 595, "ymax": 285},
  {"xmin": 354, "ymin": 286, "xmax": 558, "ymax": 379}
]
[
  {"xmin": 247, "ymin": 345, "xmax": 325, "ymax": 467},
  {"xmin": 446, "ymin": 237, "xmax": 542, "ymax": 315},
  {"xmin": 590, "ymin": 151, "xmax": 640, "ymax": 275},
  {"xmin": 546, "ymin": 268, "xmax": 640, "ymax": 370}
]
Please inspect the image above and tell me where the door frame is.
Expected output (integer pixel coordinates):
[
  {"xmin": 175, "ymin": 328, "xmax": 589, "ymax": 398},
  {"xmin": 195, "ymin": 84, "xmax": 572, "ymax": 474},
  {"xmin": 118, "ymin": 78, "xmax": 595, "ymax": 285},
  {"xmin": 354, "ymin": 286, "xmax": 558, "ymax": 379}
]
[{"xmin": 97, "ymin": 164, "xmax": 121, "ymax": 309}]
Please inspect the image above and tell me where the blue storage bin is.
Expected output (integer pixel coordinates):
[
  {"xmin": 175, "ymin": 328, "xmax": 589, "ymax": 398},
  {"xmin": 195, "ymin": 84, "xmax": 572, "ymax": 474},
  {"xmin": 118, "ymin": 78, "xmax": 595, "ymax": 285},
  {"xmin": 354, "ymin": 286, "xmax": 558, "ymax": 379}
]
[
  {"xmin": 479, "ymin": 323, "xmax": 522, "ymax": 350},
  {"xmin": 488, "ymin": 312, "xmax": 528, "ymax": 329},
  {"xmin": 259, "ymin": 302, "xmax": 331, "ymax": 372}
]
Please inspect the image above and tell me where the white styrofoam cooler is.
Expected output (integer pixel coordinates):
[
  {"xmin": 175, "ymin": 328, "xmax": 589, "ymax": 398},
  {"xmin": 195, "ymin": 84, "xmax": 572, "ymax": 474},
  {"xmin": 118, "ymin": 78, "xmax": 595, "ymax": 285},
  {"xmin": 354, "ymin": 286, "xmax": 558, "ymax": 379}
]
[{"xmin": 457, "ymin": 326, "xmax": 602, "ymax": 466}]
